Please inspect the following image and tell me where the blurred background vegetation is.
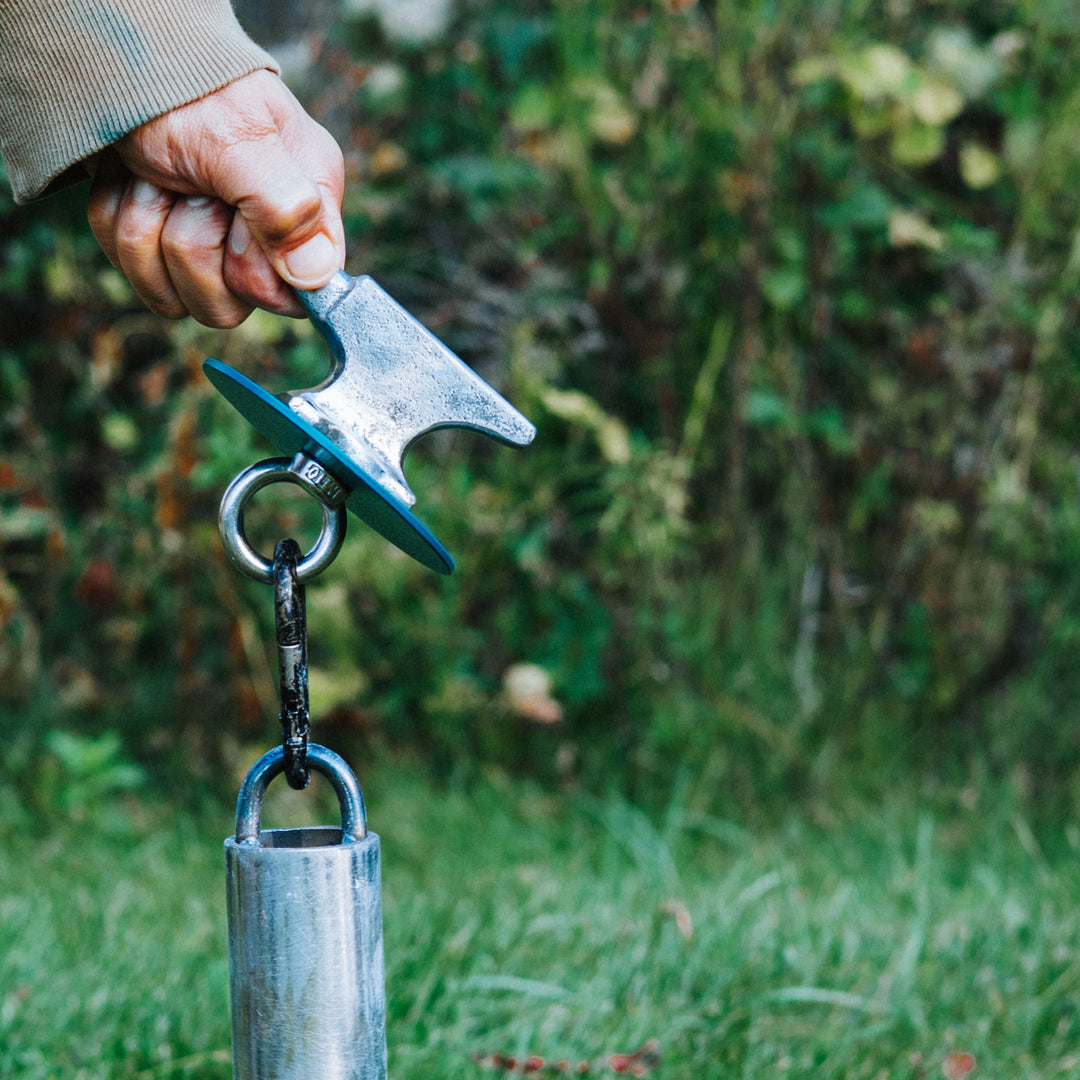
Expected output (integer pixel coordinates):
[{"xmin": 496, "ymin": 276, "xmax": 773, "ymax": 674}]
[{"xmin": 2, "ymin": 0, "xmax": 1080, "ymax": 829}]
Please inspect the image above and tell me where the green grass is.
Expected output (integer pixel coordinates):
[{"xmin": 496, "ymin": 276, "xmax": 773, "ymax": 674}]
[{"xmin": 2, "ymin": 763, "xmax": 1080, "ymax": 1079}]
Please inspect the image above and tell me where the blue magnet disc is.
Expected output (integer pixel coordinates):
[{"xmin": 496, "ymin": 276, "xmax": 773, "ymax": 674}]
[{"xmin": 204, "ymin": 359, "xmax": 454, "ymax": 574}]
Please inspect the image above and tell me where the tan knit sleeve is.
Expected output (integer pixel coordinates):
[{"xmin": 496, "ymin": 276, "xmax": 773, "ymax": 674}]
[{"xmin": 0, "ymin": 0, "xmax": 281, "ymax": 203}]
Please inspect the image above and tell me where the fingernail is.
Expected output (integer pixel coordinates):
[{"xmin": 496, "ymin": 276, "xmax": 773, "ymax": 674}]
[
  {"xmin": 284, "ymin": 233, "xmax": 339, "ymax": 286},
  {"xmin": 131, "ymin": 180, "xmax": 161, "ymax": 204},
  {"xmin": 186, "ymin": 195, "xmax": 211, "ymax": 208},
  {"xmin": 229, "ymin": 214, "xmax": 251, "ymax": 256}
]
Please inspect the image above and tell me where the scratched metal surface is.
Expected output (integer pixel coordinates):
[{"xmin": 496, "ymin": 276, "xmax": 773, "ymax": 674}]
[
  {"xmin": 225, "ymin": 829, "xmax": 387, "ymax": 1080},
  {"xmin": 293, "ymin": 272, "xmax": 536, "ymax": 509}
]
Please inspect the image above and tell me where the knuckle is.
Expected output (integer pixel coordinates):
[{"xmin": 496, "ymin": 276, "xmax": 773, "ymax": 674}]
[
  {"xmin": 159, "ymin": 214, "xmax": 197, "ymax": 263},
  {"xmin": 213, "ymin": 305, "xmax": 254, "ymax": 330},
  {"xmin": 223, "ymin": 257, "xmax": 299, "ymax": 318},
  {"xmin": 189, "ymin": 287, "xmax": 253, "ymax": 329},
  {"xmin": 113, "ymin": 210, "xmax": 159, "ymax": 255},
  {"xmin": 158, "ymin": 225, "xmax": 185, "ymax": 263},
  {"xmin": 145, "ymin": 292, "xmax": 187, "ymax": 320}
]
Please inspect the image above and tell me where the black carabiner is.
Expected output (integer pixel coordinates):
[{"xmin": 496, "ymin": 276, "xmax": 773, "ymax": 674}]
[{"xmin": 273, "ymin": 538, "xmax": 310, "ymax": 789}]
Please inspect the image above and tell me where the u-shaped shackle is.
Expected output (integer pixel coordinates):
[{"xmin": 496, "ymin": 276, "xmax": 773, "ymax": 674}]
[{"xmin": 234, "ymin": 743, "xmax": 367, "ymax": 844}]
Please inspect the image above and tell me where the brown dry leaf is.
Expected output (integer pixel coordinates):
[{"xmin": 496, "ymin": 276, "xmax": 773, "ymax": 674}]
[
  {"xmin": 659, "ymin": 899, "xmax": 693, "ymax": 941},
  {"xmin": 943, "ymin": 1052, "xmax": 976, "ymax": 1080},
  {"xmin": 503, "ymin": 663, "xmax": 563, "ymax": 724},
  {"xmin": 370, "ymin": 142, "xmax": 408, "ymax": 177},
  {"xmin": 137, "ymin": 362, "xmax": 170, "ymax": 407},
  {"xmin": 75, "ymin": 556, "xmax": 118, "ymax": 612}
]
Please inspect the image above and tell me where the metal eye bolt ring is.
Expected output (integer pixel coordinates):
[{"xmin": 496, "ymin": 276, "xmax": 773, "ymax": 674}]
[{"xmin": 219, "ymin": 458, "xmax": 347, "ymax": 584}]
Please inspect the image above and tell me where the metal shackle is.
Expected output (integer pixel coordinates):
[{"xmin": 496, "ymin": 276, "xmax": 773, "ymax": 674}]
[{"xmin": 233, "ymin": 742, "xmax": 367, "ymax": 844}]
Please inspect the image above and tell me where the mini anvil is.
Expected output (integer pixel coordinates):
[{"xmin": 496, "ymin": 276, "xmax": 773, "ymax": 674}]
[{"xmin": 204, "ymin": 272, "xmax": 535, "ymax": 574}]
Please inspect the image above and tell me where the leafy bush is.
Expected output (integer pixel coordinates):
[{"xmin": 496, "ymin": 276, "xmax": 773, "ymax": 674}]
[{"xmin": 2, "ymin": 0, "xmax": 1080, "ymax": 822}]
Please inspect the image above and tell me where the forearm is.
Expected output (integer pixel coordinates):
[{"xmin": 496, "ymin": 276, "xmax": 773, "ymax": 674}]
[{"xmin": 0, "ymin": 0, "xmax": 278, "ymax": 203}]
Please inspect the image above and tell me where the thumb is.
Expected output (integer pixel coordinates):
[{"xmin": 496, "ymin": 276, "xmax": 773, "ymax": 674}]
[{"xmin": 227, "ymin": 136, "xmax": 345, "ymax": 290}]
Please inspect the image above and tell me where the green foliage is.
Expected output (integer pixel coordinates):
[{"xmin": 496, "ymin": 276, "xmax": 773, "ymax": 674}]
[
  {"xmin": 36, "ymin": 730, "xmax": 145, "ymax": 818},
  {"xmin": 2, "ymin": 0, "xmax": 1080, "ymax": 818}
]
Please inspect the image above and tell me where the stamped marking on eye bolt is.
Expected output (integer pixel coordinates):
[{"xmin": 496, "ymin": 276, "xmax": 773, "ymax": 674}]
[{"xmin": 289, "ymin": 453, "xmax": 346, "ymax": 508}]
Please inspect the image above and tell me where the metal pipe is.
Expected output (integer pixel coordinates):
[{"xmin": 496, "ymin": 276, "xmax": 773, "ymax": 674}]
[{"xmin": 225, "ymin": 745, "xmax": 387, "ymax": 1080}]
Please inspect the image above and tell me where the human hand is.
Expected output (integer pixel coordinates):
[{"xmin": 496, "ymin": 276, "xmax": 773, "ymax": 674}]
[{"xmin": 87, "ymin": 70, "xmax": 345, "ymax": 328}]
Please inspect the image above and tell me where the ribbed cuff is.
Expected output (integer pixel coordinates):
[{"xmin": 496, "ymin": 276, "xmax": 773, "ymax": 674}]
[{"xmin": 0, "ymin": 0, "xmax": 280, "ymax": 203}]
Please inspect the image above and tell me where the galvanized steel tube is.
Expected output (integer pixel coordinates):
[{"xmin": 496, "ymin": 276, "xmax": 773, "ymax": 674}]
[{"xmin": 225, "ymin": 745, "xmax": 387, "ymax": 1080}]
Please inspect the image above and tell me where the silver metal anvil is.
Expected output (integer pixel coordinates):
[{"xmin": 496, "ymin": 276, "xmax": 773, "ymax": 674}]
[
  {"xmin": 293, "ymin": 272, "xmax": 536, "ymax": 508},
  {"xmin": 205, "ymin": 272, "xmax": 535, "ymax": 574}
]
